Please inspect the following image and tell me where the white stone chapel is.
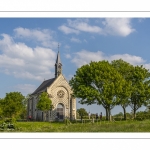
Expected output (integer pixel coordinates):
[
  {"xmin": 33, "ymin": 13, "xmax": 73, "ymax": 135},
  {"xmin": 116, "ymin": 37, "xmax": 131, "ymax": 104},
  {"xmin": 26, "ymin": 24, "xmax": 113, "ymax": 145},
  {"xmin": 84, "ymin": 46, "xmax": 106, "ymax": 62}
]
[{"xmin": 27, "ymin": 51, "xmax": 76, "ymax": 121}]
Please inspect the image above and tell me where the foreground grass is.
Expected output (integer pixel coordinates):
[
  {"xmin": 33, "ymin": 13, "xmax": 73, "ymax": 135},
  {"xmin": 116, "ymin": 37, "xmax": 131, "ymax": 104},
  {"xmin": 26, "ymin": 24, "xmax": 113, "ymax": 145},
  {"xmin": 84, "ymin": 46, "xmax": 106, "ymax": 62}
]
[{"xmin": 1, "ymin": 119, "xmax": 150, "ymax": 132}]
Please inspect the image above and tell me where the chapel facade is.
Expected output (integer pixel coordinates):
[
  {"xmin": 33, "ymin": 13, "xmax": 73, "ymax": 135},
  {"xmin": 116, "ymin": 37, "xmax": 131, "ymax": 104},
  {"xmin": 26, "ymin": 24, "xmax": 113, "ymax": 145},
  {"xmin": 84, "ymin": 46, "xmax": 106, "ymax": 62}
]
[{"xmin": 27, "ymin": 51, "xmax": 76, "ymax": 121}]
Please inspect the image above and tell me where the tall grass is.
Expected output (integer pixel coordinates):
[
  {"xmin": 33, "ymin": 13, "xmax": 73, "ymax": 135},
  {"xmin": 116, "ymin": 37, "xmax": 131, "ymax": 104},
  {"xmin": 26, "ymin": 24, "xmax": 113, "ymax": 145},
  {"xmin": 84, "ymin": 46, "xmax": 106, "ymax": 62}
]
[{"xmin": 1, "ymin": 119, "xmax": 150, "ymax": 132}]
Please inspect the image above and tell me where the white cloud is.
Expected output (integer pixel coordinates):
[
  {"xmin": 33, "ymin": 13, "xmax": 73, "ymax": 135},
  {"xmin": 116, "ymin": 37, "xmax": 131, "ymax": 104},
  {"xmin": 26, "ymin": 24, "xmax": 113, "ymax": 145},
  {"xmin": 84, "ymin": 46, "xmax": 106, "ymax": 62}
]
[
  {"xmin": 59, "ymin": 18, "xmax": 135, "ymax": 37},
  {"xmin": 58, "ymin": 25, "xmax": 79, "ymax": 34},
  {"xmin": 102, "ymin": 18, "xmax": 135, "ymax": 37},
  {"xmin": 71, "ymin": 37, "xmax": 81, "ymax": 43},
  {"xmin": 143, "ymin": 63, "xmax": 150, "ymax": 70},
  {"xmin": 72, "ymin": 50, "xmax": 145, "ymax": 67},
  {"xmin": 72, "ymin": 50, "xmax": 105, "ymax": 67},
  {"xmin": 14, "ymin": 27, "xmax": 58, "ymax": 48},
  {"xmin": 14, "ymin": 84, "xmax": 36, "ymax": 96},
  {"xmin": 68, "ymin": 19, "xmax": 102, "ymax": 34},
  {"xmin": 109, "ymin": 54, "xmax": 145, "ymax": 65},
  {"xmin": 0, "ymin": 33, "xmax": 56, "ymax": 81}
]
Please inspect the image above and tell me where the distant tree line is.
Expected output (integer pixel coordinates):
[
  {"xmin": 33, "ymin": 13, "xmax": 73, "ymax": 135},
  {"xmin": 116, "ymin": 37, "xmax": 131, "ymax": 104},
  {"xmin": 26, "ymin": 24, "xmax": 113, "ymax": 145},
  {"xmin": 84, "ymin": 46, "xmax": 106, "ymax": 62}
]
[{"xmin": 69, "ymin": 59, "xmax": 150, "ymax": 120}]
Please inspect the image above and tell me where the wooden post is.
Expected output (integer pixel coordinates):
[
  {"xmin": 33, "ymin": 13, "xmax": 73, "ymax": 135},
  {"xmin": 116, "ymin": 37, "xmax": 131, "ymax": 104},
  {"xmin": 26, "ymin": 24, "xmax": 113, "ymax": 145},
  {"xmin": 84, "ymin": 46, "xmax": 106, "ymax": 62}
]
[{"xmin": 92, "ymin": 117, "xmax": 94, "ymax": 123}]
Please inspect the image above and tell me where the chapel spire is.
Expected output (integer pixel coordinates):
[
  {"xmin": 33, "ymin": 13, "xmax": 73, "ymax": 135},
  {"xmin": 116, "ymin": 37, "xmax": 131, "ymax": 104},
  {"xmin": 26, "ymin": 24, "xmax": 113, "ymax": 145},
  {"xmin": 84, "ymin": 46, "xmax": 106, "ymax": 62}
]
[{"xmin": 55, "ymin": 44, "xmax": 62, "ymax": 78}]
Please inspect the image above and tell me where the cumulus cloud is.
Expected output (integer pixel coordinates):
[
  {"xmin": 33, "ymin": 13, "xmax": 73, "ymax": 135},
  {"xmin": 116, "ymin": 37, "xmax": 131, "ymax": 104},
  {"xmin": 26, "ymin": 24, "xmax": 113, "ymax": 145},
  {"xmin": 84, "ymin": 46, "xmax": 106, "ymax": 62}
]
[
  {"xmin": 143, "ymin": 63, "xmax": 150, "ymax": 70},
  {"xmin": 72, "ymin": 50, "xmax": 105, "ymax": 67},
  {"xmin": 68, "ymin": 19, "xmax": 102, "ymax": 33},
  {"xmin": 109, "ymin": 54, "xmax": 145, "ymax": 65},
  {"xmin": 13, "ymin": 84, "xmax": 37, "ymax": 96},
  {"xmin": 58, "ymin": 25, "xmax": 79, "ymax": 34},
  {"xmin": 72, "ymin": 50, "xmax": 145, "ymax": 67},
  {"xmin": 0, "ymin": 33, "xmax": 56, "ymax": 81},
  {"xmin": 59, "ymin": 18, "xmax": 135, "ymax": 37},
  {"xmin": 14, "ymin": 27, "xmax": 58, "ymax": 48},
  {"xmin": 102, "ymin": 18, "xmax": 135, "ymax": 37}
]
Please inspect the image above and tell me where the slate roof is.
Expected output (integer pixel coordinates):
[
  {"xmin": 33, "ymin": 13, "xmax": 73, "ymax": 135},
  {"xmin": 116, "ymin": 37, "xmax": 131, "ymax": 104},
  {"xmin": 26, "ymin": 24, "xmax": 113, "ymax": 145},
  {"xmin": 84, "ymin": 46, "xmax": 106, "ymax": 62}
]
[{"xmin": 31, "ymin": 78, "xmax": 56, "ymax": 95}]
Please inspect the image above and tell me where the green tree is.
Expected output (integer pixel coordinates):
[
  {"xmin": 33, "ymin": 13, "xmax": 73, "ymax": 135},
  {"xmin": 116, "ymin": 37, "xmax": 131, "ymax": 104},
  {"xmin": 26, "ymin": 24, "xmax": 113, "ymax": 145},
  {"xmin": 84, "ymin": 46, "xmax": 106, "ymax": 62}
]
[
  {"xmin": 69, "ymin": 60, "xmax": 125, "ymax": 120},
  {"xmin": 77, "ymin": 108, "xmax": 88, "ymax": 118},
  {"xmin": 129, "ymin": 65, "xmax": 150, "ymax": 118},
  {"xmin": 111, "ymin": 59, "xmax": 133, "ymax": 120},
  {"xmin": 77, "ymin": 108, "xmax": 88, "ymax": 121},
  {"xmin": 0, "ymin": 98, "xmax": 4, "ymax": 118},
  {"xmin": 36, "ymin": 92, "xmax": 52, "ymax": 121},
  {"xmin": 114, "ymin": 112, "xmax": 123, "ymax": 118},
  {"xmin": 3, "ymin": 92, "xmax": 25, "ymax": 118},
  {"xmin": 20, "ymin": 93, "xmax": 31, "ymax": 119}
]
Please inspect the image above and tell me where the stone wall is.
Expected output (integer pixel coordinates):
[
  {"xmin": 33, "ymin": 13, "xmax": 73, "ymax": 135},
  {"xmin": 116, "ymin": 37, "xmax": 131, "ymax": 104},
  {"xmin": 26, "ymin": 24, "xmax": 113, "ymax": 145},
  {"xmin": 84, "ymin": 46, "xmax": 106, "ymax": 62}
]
[{"xmin": 28, "ymin": 74, "xmax": 76, "ymax": 121}]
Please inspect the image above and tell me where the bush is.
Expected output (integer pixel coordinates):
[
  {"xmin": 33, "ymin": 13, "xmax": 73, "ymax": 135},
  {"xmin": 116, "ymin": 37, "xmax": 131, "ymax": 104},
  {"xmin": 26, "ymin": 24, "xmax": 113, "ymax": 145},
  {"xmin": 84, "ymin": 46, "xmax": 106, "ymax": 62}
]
[
  {"xmin": 4, "ymin": 118, "xmax": 12, "ymax": 123},
  {"xmin": 134, "ymin": 117, "xmax": 144, "ymax": 121},
  {"xmin": 17, "ymin": 119, "xmax": 27, "ymax": 122}
]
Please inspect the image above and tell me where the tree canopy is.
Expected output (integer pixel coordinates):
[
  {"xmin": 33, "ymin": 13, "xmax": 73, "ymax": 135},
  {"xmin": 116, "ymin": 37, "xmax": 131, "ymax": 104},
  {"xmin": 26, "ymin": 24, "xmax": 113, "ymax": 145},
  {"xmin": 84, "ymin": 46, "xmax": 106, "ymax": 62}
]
[
  {"xmin": 70, "ymin": 60, "xmax": 126, "ymax": 120},
  {"xmin": 111, "ymin": 59, "xmax": 133, "ymax": 120},
  {"xmin": 36, "ymin": 92, "xmax": 52, "ymax": 121},
  {"xmin": 0, "ymin": 99, "xmax": 4, "ymax": 118},
  {"xmin": 1, "ymin": 92, "xmax": 25, "ymax": 118},
  {"xmin": 77, "ymin": 108, "xmax": 88, "ymax": 117},
  {"xmin": 70, "ymin": 59, "xmax": 150, "ymax": 120},
  {"xmin": 129, "ymin": 65, "xmax": 150, "ymax": 118}
]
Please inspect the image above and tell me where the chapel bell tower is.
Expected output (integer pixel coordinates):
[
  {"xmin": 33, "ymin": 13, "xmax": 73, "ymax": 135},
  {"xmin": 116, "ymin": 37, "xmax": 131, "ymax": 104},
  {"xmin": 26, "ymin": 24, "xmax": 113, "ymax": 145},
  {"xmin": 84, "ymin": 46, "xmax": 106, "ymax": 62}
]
[{"xmin": 55, "ymin": 44, "xmax": 62, "ymax": 78}]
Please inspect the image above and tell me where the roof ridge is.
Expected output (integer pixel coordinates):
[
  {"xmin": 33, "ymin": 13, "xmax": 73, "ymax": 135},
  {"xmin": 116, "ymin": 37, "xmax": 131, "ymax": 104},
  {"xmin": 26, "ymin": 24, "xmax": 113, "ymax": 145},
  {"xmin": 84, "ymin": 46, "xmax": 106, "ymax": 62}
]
[
  {"xmin": 31, "ymin": 78, "xmax": 55, "ymax": 95},
  {"xmin": 44, "ymin": 78, "xmax": 55, "ymax": 82}
]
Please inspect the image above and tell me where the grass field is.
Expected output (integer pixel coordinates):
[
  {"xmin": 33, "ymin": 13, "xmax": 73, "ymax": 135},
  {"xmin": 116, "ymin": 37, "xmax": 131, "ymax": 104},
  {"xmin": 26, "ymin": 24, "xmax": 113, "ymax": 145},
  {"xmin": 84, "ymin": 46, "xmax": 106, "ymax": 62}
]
[{"xmin": 1, "ymin": 119, "xmax": 150, "ymax": 132}]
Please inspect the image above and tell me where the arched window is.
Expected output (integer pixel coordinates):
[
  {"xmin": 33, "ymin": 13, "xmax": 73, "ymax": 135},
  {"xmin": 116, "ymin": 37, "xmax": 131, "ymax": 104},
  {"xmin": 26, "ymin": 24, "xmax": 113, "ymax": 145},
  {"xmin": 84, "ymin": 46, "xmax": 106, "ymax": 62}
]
[{"xmin": 56, "ymin": 103, "xmax": 64, "ymax": 120}]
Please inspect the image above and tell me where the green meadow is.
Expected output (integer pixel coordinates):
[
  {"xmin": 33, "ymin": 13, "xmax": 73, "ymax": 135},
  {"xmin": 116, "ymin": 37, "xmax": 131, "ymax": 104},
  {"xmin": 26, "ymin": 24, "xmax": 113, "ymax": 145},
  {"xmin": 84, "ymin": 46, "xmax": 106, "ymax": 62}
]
[{"xmin": 1, "ymin": 119, "xmax": 150, "ymax": 132}]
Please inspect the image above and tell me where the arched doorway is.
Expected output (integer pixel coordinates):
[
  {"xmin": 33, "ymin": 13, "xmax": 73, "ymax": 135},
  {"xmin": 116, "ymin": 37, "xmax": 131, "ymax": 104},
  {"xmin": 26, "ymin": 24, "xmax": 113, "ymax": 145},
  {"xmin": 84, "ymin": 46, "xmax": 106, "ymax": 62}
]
[{"xmin": 56, "ymin": 103, "xmax": 64, "ymax": 120}]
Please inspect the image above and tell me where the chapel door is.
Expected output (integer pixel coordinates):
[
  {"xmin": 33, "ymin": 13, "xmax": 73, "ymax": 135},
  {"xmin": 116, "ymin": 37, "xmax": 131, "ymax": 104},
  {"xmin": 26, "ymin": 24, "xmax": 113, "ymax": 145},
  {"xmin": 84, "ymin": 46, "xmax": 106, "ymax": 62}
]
[{"xmin": 56, "ymin": 103, "xmax": 64, "ymax": 120}]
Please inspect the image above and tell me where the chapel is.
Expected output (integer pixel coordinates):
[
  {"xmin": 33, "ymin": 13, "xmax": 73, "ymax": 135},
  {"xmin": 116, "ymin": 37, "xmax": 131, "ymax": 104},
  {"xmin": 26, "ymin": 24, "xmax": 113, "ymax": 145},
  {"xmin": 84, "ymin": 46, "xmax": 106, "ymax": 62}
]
[{"xmin": 27, "ymin": 51, "xmax": 76, "ymax": 121}]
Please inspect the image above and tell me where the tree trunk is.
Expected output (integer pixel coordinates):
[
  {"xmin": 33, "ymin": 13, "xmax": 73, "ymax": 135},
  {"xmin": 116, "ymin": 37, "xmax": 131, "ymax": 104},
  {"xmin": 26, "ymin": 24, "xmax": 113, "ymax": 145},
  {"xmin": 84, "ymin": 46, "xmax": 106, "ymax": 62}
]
[
  {"xmin": 108, "ymin": 108, "xmax": 111, "ymax": 121},
  {"xmin": 133, "ymin": 109, "xmax": 136, "ymax": 119},
  {"xmin": 105, "ymin": 108, "xmax": 108, "ymax": 120},
  {"xmin": 44, "ymin": 111, "xmax": 46, "ymax": 121},
  {"xmin": 123, "ymin": 106, "xmax": 126, "ymax": 120}
]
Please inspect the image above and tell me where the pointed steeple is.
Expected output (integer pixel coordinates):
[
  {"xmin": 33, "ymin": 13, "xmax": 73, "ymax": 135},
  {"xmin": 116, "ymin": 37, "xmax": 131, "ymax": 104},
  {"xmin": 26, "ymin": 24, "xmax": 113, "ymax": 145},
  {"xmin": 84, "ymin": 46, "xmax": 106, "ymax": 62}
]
[
  {"xmin": 55, "ymin": 44, "xmax": 62, "ymax": 78},
  {"xmin": 56, "ymin": 50, "xmax": 61, "ymax": 65}
]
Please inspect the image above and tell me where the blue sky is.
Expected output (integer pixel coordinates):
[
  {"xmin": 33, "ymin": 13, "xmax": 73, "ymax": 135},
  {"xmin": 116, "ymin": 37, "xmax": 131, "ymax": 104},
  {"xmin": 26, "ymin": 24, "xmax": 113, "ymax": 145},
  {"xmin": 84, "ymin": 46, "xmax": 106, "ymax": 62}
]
[{"xmin": 0, "ymin": 18, "xmax": 150, "ymax": 115}]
